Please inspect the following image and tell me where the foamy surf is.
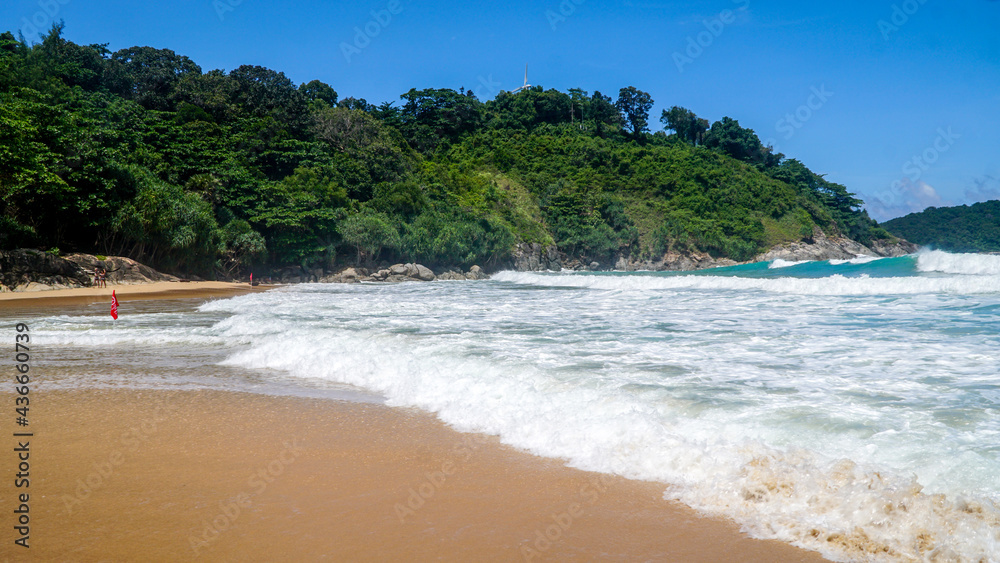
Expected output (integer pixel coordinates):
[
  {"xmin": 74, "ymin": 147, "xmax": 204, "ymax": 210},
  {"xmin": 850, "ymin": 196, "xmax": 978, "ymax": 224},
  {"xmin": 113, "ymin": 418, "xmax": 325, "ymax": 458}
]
[
  {"xmin": 30, "ymin": 249, "xmax": 1000, "ymax": 562},
  {"xmin": 769, "ymin": 259, "xmax": 811, "ymax": 269},
  {"xmin": 490, "ymin": 269, "xmax": 1000, "ymax": 295},
  {"xmin": 207, "ymin": 288, "xmax": 1000, "ymax": 562},
  {"xmin": 828, "ymin": 255, "xmax": 881, "ymax": 265},
  {"xmin": 917, "ymin": 249, "xmax": 1000, "ymax": 276}
]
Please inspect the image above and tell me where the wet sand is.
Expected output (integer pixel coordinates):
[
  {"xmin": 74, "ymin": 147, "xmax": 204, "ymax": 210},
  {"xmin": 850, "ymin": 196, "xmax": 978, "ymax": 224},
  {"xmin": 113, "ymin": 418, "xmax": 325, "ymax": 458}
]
[
  {"xmin": 0, "ymin": 289, "xmax": 831, "ymax": 561},
  {"xmin": 0, "ymin": 388, "xmax": 830, "ymax": 562}
]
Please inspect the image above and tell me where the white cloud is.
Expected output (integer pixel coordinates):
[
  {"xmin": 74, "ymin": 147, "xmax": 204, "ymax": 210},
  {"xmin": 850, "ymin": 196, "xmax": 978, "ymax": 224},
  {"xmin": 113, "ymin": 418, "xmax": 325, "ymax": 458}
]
[
  {"xmin": 864, "ymin": 179, "xmax": 949, "ymax": 222},
  {"xmin": 964, "ymin": 175, "xmax": 1000, "ymax": 204}
]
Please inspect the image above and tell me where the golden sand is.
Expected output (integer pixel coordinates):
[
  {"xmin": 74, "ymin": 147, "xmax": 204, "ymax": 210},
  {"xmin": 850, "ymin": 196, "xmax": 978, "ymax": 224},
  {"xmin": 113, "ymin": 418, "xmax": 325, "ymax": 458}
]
[
  {"xmin": 0, "ymin": 281, "xmax": 264, "ymax": 309},
  {"xmin": 0, "ymin": 389, "xmax": 829, "ymax": 561}
]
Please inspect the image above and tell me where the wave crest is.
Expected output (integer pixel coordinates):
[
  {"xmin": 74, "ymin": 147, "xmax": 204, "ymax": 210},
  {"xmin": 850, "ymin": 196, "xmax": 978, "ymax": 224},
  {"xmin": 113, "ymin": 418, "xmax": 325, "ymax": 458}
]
[
  {"xmin": 917, "ymin": 250, "xmax": 1000, "ymax": 275},
  {"xmin": 490, "ymin": 267, "xmax": 1000, "ymax": 295}
]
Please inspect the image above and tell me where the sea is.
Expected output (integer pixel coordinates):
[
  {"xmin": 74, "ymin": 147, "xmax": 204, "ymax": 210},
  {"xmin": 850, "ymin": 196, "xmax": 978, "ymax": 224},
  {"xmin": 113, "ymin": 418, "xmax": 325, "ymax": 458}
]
[{"xmin": 29, "ymin": 249, "xmax": 1000, "ymax": 562}]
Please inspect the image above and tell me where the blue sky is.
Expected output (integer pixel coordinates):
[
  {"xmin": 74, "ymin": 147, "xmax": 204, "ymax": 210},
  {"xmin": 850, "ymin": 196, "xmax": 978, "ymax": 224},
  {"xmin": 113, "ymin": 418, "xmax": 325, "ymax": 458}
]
[{"xmin": 4, "ymin": 0, "xmax": 999, "ymax": 220}]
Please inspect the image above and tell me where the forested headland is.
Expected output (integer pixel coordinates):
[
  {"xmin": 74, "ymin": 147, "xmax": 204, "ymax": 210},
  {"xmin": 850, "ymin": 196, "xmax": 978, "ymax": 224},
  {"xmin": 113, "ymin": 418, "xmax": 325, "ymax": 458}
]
[
  {"xmin": 883, "ymin": 200, "xmax": 1000, "ymax": 253},
  {"xmin": 1, "ymin": 25, "xmax": 898, "ymax": 278}
]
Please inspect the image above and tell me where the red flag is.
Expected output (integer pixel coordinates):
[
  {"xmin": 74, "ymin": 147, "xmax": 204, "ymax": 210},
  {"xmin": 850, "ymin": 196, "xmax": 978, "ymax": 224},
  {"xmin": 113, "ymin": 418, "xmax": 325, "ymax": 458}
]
[{"xmin": 110, "ymin": 290, "xmax": 119, "ymax": 320}]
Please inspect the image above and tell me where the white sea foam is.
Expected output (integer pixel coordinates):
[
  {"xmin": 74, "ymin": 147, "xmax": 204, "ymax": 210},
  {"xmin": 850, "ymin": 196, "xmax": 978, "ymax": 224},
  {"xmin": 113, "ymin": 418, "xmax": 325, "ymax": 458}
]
[
  {"xmin": 769, "ymin": 259, "xmax": 811, "ymax": 269},
  {"xmin": 31, "ymin": 252, "xmax": 1000, "ymax": 562},
  {"xmin": 214, "ymin": 308, "xmax": 1000, "ymax": 562},
  {"xmin": 202, "ymin": 269, "xmax": 1000, "ymax": 562},
  {"xmin": 917, "ymin": 249, "xmax": 1000, "ymax": 276},
  {"xmin": 491, "ymin": 269, "xmax": 1000, "ymax": 295},
  {"xmin": 829, "ymin": 254, "xmax": 881, "ymax": 265}
]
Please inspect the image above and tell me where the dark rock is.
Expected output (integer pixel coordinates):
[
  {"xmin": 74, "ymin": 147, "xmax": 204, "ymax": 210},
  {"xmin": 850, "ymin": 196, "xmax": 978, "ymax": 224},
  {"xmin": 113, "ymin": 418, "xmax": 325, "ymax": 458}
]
[
  {"xmin": 0, "ymin": 249, "xmax": 93, "ymax": 290},
  {"xmin": 512, "ymin": 243, "xmax": 562, "ymax": 271},
  {"xmin": 1, "ymin": 250, "xmax": 184, "ymax": 291},
  {"xmin": 0, "ymin": 250, "xmax": 93, "ymax": 288},
  {"xmin": 414, "ymin": 264, "xmax": 436, "ymax": 281},
  {"xmin": 870, "ymin": 239, "xmax": 919, "ymax": 257}
]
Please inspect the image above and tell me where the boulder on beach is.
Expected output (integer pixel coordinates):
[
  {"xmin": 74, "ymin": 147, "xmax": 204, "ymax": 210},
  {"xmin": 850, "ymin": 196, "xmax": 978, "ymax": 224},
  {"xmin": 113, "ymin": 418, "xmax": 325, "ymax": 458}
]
[{"xmin": 414, "ymin": 264, "xmax": 436, "ymax": 281}]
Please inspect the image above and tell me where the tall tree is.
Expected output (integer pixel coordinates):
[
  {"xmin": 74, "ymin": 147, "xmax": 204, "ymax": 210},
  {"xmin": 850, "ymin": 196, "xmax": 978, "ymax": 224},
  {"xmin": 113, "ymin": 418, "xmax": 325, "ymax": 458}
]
[
  {"xmin": 660, "ymin": 106, "xmax": 708, "ymax": 145},
  {"xmin": 299, "ymin": 79, "xmax": 338, "ymax": 108},
  {"xmin": 398, "ymin": 88, "xmax": 483, "ymax": 153},
  {"xmin": 228, "ymin": 65, "xmax": 306, "ymax": 124},
  {"xmin": 568, "ymin": 88, "xmax": 588, "ymax": 123},
  {"xmin": 703, "ymin": 117, "xmax": 779, "ymax": 166},
  {"xmin": 108, "ymin": 46, "xmax": 201, "ymax": 110},
  {"xmin": 584, "ymin": 91, "xmax": 622, "ymax": 137},
  {"xmin": 615, "ymin": 86, "xmax": 653, "ymax": 141}
]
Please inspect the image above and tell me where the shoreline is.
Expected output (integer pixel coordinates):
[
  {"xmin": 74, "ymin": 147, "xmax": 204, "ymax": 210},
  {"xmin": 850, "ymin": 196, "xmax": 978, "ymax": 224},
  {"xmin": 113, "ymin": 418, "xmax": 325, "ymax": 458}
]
[
  {"xmin": 5, "ymin": 388, "xmax": 830, "ymax": 561},
  {"xmin": 0, "ymin": 280, "xmax": 267, "ymax": 309},
  {"xmin": 0, "ymin": 289, "xmax": 833, "ymax": 561}
]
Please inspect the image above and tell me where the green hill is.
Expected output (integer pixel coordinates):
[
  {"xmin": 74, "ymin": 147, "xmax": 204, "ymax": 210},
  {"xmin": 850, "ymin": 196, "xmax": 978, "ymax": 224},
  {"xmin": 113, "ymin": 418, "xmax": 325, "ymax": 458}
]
[
  {"xmin": 883, "ymin": 200, "xmax": 1000, "ymax": 253},
  {"xmin": 0, "ymin": 25, "xmax": 896, "ymax": 276}
]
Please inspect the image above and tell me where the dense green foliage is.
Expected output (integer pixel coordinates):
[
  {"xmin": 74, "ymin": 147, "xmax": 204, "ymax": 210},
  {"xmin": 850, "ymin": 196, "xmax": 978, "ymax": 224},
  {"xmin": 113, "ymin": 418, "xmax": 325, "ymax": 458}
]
[
  {"xmin": 883, "ymin": 200, "xmax": 1000, "ymax": 253},
  {"xmin": 0, "ymin": 25, "xmax": 892, "ymax": 276}
]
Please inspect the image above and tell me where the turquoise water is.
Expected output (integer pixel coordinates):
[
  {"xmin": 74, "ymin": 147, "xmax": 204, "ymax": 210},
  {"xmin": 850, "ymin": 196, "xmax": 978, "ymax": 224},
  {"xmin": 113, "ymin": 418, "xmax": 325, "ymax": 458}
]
[
  {"xmin": 25, "ymin": 250, "xmax": 1000, "ymax": 561},
  {"xmin": 617, "ymin": 254, "xmax": 920, "ymax": 279}
]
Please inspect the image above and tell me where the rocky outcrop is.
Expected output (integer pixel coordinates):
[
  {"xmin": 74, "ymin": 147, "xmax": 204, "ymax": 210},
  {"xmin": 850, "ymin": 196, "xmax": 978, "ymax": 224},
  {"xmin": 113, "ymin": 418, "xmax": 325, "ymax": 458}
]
[
  {"xmin": 512, "ymin": 243, "xmax": 562, "ymax": 271},
  {"xmin": 320, "ymin": 263, "xmax": 487, "ymax": 284},
  {"xmin": 271, "ymin": 265, "xmax": 325, "ymax": 284},
  {"xmin": 869, "ymin": 238, "xmax": 920, "ymax": 257},
  {"xmin": 509, "ymin": 244, "xmax": 739, "ymax": 273},
  {"xmin": 436, "ymin": 265, "xmax": 485, "ymax": 280},
  {"xmin": 64, "ymin": 254, "xmax": 178, "ymax": 284},
  {"xmin": 755, "ymin": 230, "xmax": 918, "ymax": 263},
  {"xmin": 612, "ymin": 251, "xmax": 738, "ymax": 272},
  {"xmin": 0, "ymin": 249, "xmax": 94, "ymax": 291},
  {"xmin": 509, "ymin": 228, "xmax": 920, "ymax": 274},
  {"xmin": 0, "ymin": 250, "xmax": 177, "ymax": 291}
]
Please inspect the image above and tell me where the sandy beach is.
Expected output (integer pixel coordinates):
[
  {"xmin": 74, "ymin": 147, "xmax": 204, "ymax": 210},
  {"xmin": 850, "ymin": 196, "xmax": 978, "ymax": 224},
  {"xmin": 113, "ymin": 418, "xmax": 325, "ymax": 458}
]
[
  {"xmin": 0, "ymin": 281, "xmax": 265, "ymax": 308},
  {"xmin": 0, "ymin": 287, "xmax": 831, "ymax": 561}
]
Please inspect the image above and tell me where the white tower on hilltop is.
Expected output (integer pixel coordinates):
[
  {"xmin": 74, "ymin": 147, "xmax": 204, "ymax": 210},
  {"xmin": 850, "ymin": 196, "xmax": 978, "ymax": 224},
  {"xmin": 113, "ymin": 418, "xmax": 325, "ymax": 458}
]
[{"xmin": 511, "ymin": 64, "xmax": 532, "ymax": 93}]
